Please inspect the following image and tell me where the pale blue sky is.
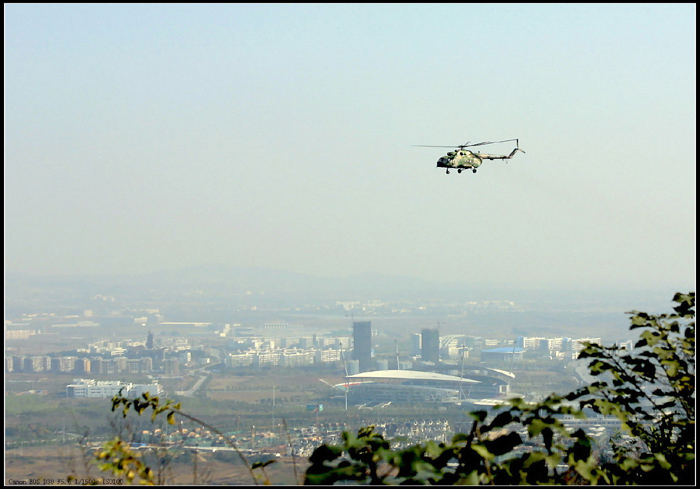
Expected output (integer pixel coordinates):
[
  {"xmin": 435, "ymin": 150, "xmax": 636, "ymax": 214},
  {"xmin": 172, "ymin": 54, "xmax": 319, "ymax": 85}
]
[{"xmin": 5, "ymin": 3, "xmax": 696, "ymax": 291}]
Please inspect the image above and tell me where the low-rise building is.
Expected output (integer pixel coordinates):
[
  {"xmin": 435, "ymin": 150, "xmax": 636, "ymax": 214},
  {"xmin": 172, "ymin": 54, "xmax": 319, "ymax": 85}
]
[{"xmin": 66, "ymin": 379, "xmax": 163, "ymax": 399}]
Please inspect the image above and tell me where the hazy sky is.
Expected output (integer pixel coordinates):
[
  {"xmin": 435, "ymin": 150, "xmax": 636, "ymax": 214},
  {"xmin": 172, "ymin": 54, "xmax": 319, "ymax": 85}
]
[{"xmin": 5, "ymin": 3, "xmax": 696, "ymax": 291}]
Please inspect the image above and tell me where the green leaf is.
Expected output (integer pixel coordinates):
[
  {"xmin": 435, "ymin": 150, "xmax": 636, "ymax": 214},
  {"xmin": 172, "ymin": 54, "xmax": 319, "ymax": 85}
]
[
  {"xmin": 252, "ymin": 459, "xmax": 277, "ymax": 469},
  {"xmin": 469, "ymin": 410, "xmax": 487, "ymax": 423},
  {"xmin": 451, "ymin": 433, "xmax": 470, "ymax": 444},
  {"xmin": 527, "ymin": 418, "xmax": 547, "ymax": 437},
  {"xmin": 489, "ymin": 411, "xmax": 514, "ymax": 430},
  {"xmin": 308, "ymin": 444, "xmax": 343, "ymax": 465},
  {"xmin": 470, "ymin": 443, "xmax": 494, "ymax": 460},
  {"xmin": 484, "ymin": 431, "xmax": 522, "ymax": 456}
]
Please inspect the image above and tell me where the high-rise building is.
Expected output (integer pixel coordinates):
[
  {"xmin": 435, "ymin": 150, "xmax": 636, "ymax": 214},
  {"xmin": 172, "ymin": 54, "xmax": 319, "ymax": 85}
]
[
  {"xmin": 353, "ymin": 321, "xmax": 372, "ymax": 372},
  {"xmin": 421, "ymin": 328, "xmax": 440, "ymax": 364},
  {"xmin": 75, "ymin": 358, "xmax": 91, "ymax": 374}
]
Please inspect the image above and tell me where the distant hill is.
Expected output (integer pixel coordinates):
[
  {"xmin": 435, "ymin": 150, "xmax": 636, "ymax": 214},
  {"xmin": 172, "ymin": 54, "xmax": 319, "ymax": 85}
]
[
  {"xmin": 5, "ymin": 265, "xmax": 467, "ymax": 304},
  {"xmin": 120, "ymin": 264, "xmax": 456, "ymax": 299},
  {"xmin": 5, "ymin": 264, "xmax": 681, "ymax": 313}
]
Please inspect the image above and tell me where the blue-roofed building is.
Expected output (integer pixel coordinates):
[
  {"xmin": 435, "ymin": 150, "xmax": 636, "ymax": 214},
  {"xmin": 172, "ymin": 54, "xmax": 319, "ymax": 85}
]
[{"xmin": 481, "ymin": 347, "xmax": 524, "ymax": 363}]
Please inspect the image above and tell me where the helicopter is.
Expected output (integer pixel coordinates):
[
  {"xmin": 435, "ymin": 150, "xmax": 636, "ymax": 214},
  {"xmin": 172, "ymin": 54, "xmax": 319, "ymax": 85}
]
[{"xmin": 414, "ymin": 139, "xmax": 525, "ymax": 174}]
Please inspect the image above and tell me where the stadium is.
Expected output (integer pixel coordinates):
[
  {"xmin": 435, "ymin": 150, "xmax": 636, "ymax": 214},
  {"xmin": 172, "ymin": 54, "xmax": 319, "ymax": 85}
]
[{"xmin": 330, "ymin": 369, "xmax": 513, "ymax": 406}]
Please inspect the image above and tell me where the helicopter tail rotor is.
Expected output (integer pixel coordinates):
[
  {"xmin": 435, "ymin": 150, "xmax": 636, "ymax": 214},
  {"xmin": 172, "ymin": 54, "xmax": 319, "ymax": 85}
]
[{"xmin": 506, "ymin": 147, "xmax": 525, "ymax": 158}]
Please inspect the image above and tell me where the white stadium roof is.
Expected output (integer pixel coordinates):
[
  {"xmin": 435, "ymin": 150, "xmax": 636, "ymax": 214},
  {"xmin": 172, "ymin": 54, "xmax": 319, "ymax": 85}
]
[
  {"xmin": 347, "ymin": 369, "xmax": 480, "ymax": 384},
  {"xmin": 483, "ymin": 367, "xmax": 516, "ymax": 379}
]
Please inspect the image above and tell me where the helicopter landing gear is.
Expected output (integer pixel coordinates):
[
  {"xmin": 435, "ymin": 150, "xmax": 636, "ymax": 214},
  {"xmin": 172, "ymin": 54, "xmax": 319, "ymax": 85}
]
[
  {"xmin": 457, "ymin": 169, "xmax": 462, "ymax": 173},
  {"xmin": 472, "ymin": 169, "xmax": 477, "ymax": 173},
  {"xmin": 446, "ymin": 169, "xmax": 450, "ymax": 174}
]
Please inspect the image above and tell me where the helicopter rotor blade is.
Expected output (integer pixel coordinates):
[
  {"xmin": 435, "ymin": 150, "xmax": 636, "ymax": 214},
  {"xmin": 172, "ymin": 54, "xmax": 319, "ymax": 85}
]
[
  {"xmin": 411, "ymin": 145, "xmax": 464, "ymax": 148},
  {"xmin": 413, "ymin": 138, "xmax": 521, "ymax": 149},
  {"xmin": 464, "ymin": 139, "xmax": 519, "ymax": 148}
]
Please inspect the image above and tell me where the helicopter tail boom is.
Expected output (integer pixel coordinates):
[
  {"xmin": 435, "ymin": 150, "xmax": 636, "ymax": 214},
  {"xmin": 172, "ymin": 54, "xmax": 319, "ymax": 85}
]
[{"xmin": 477, "ymin": 147, "xmax": 525, "ymax": 160}]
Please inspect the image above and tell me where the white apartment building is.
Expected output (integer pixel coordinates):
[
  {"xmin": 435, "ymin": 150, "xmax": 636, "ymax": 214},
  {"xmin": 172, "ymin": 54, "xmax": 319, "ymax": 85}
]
[
  {"xmin": 517, "ymin": 336, "xmax": 546, "ymax": 350},
  {"xmin": 254, "ymin": 350, "xmax": 282, "ymax": 366},
  {"xmin": 226, "ymin": 347, "xmax": 343, "ymax": 368},
  {"xmin": 568, "ymin": 337, "xmax": 602, "ymax": 353},
  {"xmin": 517, "ymin": 336, "xmax": 602, "ymax": 355},
  {"xmin": 226, "ymin": 352, "xmax": 256, "ymax": 367},
  {"xmin": 411, "ymin": 333, "xmax": 422, "ymax": 355},
  {"xmin": 5, "ymin": 329, "xmax": 37, "ymax": 340},
  {"xmin": 279, "ymin": 350, "xmax": 314, "ymax": 367},
  {"xmin": 314, "ymin": 349, "xmax": 342, "ymax": 363}
]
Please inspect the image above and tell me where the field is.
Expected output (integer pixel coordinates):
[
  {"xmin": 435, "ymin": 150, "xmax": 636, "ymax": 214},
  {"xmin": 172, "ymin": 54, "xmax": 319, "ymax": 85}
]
[
  {"xmin": 5, "ymin": 445, "xmax": 309, "ymax": 485},
  {"xmin": 204, "ymin": 370, "xmax": 345, "ymax": 404}
]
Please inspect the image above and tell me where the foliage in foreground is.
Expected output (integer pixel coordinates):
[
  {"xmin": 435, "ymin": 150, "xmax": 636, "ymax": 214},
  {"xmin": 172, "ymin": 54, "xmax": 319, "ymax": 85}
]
[
  {"xmin": 97, "ymin": 292, "xmax": 694, "ymax": 485},
  {"xmin": 101, "ymin": 394, "xmax": 275, "ymax": 485}
]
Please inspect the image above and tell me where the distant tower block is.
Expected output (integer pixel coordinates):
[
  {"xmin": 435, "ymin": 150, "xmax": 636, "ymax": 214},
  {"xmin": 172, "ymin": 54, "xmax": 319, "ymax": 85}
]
[
  {"xmin": 421, "ymin": 328, "xmax": 440, "ymax": 364},
  {"xmin": 353, "ymin": 321, "xmax": 372, "ymax": 373}
]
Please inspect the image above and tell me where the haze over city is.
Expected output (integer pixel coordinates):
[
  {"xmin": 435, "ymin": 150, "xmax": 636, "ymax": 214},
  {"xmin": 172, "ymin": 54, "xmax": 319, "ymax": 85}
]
[
  {"xmin": 4, "ymin": 7, "xmax": 696, "ymax": 485},
  {"xmin": 5, "ymin": 4, "xmax": 696, "ymax": 294}
]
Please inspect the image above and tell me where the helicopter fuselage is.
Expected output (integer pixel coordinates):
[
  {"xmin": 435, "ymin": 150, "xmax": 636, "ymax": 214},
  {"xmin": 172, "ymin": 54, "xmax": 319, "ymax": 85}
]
[
  {"xmin": 436, "ymin": 150, "xmax": 483, "ymax": 171},
  {"xmin": 436, "ymin": 147, "xmax": 524, "ymax": 174}
]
